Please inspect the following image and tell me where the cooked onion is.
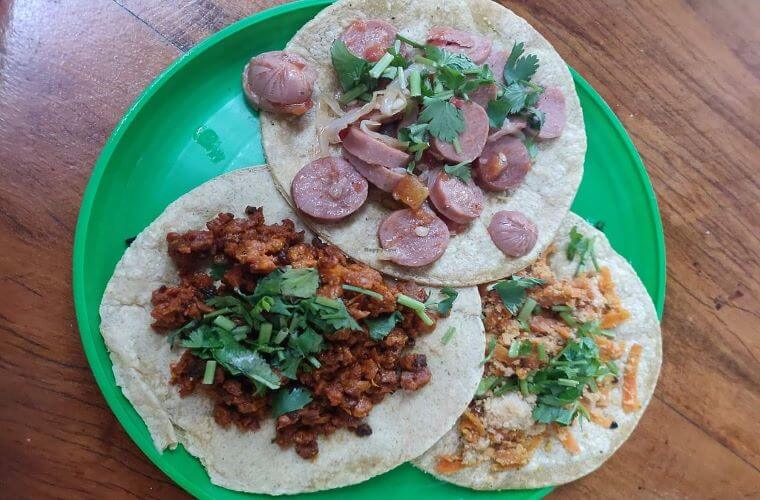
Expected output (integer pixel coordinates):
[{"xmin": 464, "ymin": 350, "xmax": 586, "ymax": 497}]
[
  {"xmin": 487, "ymin": 117, "xmax": 528, "ymax": 142},
  {"xmin": 359, "ymin": 119, "xmax": 406, "ymax": 150}
]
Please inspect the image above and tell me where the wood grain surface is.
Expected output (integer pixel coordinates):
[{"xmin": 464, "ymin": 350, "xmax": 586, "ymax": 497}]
[{"xmin": 0, "ymin": 0, "xmax": 758, "ymax": 498}]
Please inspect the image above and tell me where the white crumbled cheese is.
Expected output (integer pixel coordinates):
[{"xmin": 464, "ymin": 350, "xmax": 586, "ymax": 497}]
[{"xmin": 483, "ymin": 392, "xmax": 535, "ymax": 431}]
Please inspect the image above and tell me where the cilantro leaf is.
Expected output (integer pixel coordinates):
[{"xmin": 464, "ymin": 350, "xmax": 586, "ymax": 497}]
[
  {"xmin": 331, "ymin": 39, "xmax": 369, "ymax": 91},
  {"xmin": 424, "ymin": 45, "xmax": 479, "ymax": 73},
  {"xmin": 366, "ymin": 311, "xmax": 402, "ymax": 340},
  {"xmin": 479, "ymin": 336, "xmax": 498, "ymax": 366},
  {"xmin": 180, "ymin": 328, "xmax": 223, "ymax": 349},
  {"xmin": 492, "ymin": 275, "xmax": 545, "ymax": 315},
  {"xmin": 533, "ymin": 404, "xmax": 576, "ymax": 426},
  {"xmin": 522, "ymin": 136, "xmax": 538, "ymax": 159},
  {"xmin": 501, "ymin": 82, "xmax": 528, "ymax": 114},
  {"xmin": 504, "ymin": 42, "xmax": 539, "ymax": 84},
  {"xmin": 435, "ymin": 287, "xmax": 459, "ymax": 316},
  {"xmin": 566, "ymin": 226, "xmax": 599, "ymax": 275},
  {"xmin": 444, "ymin": 161, "xmax": 472, "ymax": 183},
  {"xmin": 280, "ymin": 268, "xmax": 319, "ymax": 298},
  {"xmin": 487, "ymin": 97, "xmax": 510, "ymax": 129},
  {"xmin": 419, "ymin": 98, "xmax": 465, "ymax": 143},
  {"xmin": 271, "ymin": 387, "xmax": 313, "ymax": 418},
  {"xmin": 209, "ymin": 263, "xmax": 228, "ymax": 281},
  {"xmin": 289, "ymin": 328, "xmax": 324, "ymax": 355},
  {"xmin": 212, "ymin": 333, "xmax": 280, "ymax": 390}
]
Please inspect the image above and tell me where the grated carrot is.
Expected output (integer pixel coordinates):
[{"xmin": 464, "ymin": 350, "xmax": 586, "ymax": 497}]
[
  {"xmin": 553, "ymin": 424, "xmax": 581, "ymax": 454},
  {"xmin": 622, "ymin": 343, "xmax": 643, "ymax": 413}
]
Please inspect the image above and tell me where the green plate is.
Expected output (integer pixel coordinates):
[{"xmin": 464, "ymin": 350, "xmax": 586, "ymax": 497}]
[{"xmin": 73, "ymin": 0, "xmax": 665, "ymax": 498}]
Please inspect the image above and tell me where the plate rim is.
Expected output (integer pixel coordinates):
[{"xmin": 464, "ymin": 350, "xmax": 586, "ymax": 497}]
[{"xmin": 72, "ymin": 0, "xmax": 666, "ymax": 497}]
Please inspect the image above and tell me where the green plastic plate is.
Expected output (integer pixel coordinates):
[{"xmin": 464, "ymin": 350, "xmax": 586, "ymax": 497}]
[{"xmin": 72, "ymin": 1, "xmax": 665, "ymax": 498}]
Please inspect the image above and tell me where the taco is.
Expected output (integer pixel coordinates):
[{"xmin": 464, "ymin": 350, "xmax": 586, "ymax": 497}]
[
  {"xmin": 99, "ymin": 166, "xmax": 485, "ymax": 494},
  {"xmin": 414, "ymin": 212, "xmax": 661, "ymax": 488},
  {"xmin": 259, "ymin": 0, "xmax": 586, "ymax": 287}
]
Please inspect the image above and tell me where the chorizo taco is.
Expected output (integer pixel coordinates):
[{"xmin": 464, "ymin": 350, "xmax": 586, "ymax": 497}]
[
  {"xmin": 99, "ymin": 166, "xmax": 485, "ymax": 494},
  {"xmin": 258, "ymin": 0, "xmax": 585, "ymax": 286},
  {"xmin": 414, "ymin": 212, "xmax": 661, "ymax": 488}
]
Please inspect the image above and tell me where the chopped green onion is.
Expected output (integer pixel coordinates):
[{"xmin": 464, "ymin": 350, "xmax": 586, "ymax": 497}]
[
  {"xmin": 213, "ymin": 315, "xmax": 236, "ymax": 331},
  {"xmin": 409, "ymin": 69, "xmax": 422, "ymax": 97},
  {"xmin": 307, "ymin": 356, "xmax": 321, "ymax": 368},
  {"xmin": 339, "ymin": 84, "xmax": 368, "ymax": 104},
  {"xmin": 414, "ymin": 55, "xmax": 436, "ymax": 67},
  {"xmin": 315, "ymin": 296, "xmax": 342, "ymax": 309},
  {"xmin": 369, "ymin": 52, "xmax": 395, "ymax": 79},
  {"xmin": 381, "ymin": 66, "xmax": 398, "ymax": 80},
  {"xmin": 396, "ymin": 293, "xmax": 434, "ymax": 326},
  {"xmin": 452, "ymin": 137, "xmax": 462, "ymax": 154},
  {"xmin": 557, "ymin": 378, "xmax": 580, "ymax": 387},
  {"xmin": 559, "ymin": 311, "xmax": 578, "ymax": 327},
  {"xmin": 508, "ymin": 339, "xmax": 521, "ymax": 358},
  {"xmin": 406, "ymin": 161, "xmax": 416, "ymax": 174},
  {"xmin": 551, "ymin": 305, "xmax": 572, "ymax": 312},
  {"xmin": 202, "ymin": 360, "xmax": 217, "ymax": 384},
  {"xmin": 397, "ymin": 67, "xmax": 407, "ymax": 89},
  {"xmin": 517, "ymin": 298, "xmax": 537, "ymax": 323},
  {"xmin": 203, "ymin": 307, "xmax": 230, "ymax": 320},
  {"xmin": 396, "ymin": 33, "xmax": 425, "ymax": 49},
  {"xmin": 258, "ymin": 323, "xmax": 273, "ymax": 344},
  {"xmin": 276, "ymin": 350, "xmax": 285, "ymax": 361},
  {"xmin": 479, "ymin": 337, "xmax": 497, "ymax": 366},
  {"xmin": 342, "ymin": 284, "xmax": 384, "ymax": 300},
  {"xmin": 441, "ymin": 326, "xmax": 456, "ymax": 345},
  {"xmin": 518, "ymin": 378, "xmax": 529, "ymax": 396},
  {"xmin": 537, "ymin": 343, "xmax": 547, "ymax": 361},
  {"xmin": 273, "ymin": 328, "xmax": 289, "ymax": 345}
]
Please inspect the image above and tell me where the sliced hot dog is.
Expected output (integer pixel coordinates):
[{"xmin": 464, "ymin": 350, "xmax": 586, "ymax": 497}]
[
  {"xmin": 535, "ymin": 87, "xmax": 566, "ymax": 139},
  {"xmin": 342, "ymin": 127, "xmax": 411, "ymax": 170},
  {"xmin": 429, "ymin": 171, "xmax": 484, "ymax": 224},
  {"xmin": 339, "ymin": 19, "xmax": 397, "ymax": 62},
  {"xmin": 487, "ymin": 210, "xmax": 538, "ymax": 257},
  {"xmin": 431, "ymin": 98, "xmax": 489, "ymax": 163},
  {"xmin": 292, "ymin": 157, "xmax": 368, "ymax": 222},
  {"xmin": 468, "ymin": 83, "xmax": 498, "ymax": 110},
  {"xmin": 242, "ymin": 51, "xmax": 316, "ymax": 116},
  {"xmin": 475, "ymin": 135, "xmax": 531, "ymax": 192},
  {"xmin": 342, "ymin": 148, "xmax": 405, "ymax": 192},
  {"xmin": 378, "ymin": 206, "xmax": 450, "ymax": 267},
  {"xmin": 427, "ymin": 26, "xmax": 492, "ymax": 64}
]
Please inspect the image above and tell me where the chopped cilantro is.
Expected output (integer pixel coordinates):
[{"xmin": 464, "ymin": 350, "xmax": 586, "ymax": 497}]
[
  {"xmin": 479, "ymin": 337, "xmax": 497, "ymax": 366},
  {"xmin": 441, "ymin": 326, "xmax": 456, "ymax": 345},
  {"xmin": 271, "ymin": 387, "xmax": 313, "ymax": 418},
  {"xmin": 419, "ymin": 98, "xmax": 465, "ymax": 143},
  {"xmin": 566, "ymin": 226, "xmax": 600, "ymax": 275},
  {"xmin": 522, "ymin": 136, "xmax": 538, "ymax": 159},
  {"xmin": 427, "ymin": 287, "xmax": 458, "ymax": 316},
  {"xmin": 443, "ymin": 161, "xmax": 472, "ymax": 183},
  {"xmin": 486, "ymin": 97, "xmax": 510, "ymax": 129},
  {"xmin": 366, "ymin": 311, "xmax": 402, "ymax": 341},
  {"xmin": 331, "ymin": 39, "xmax": 370, "ymax": 92},
  {"xmin": 504, "ymin": 42, "xmax": 539, "ymax": 84},
  {"xmin": 492, "ymin": 275, "xmax": 545, "ymax": 315}
]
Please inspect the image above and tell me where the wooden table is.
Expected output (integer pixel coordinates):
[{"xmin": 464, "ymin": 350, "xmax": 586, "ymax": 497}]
[{"xmin": 1, "ymin": 0, "xmax": 758, "ymax": 498}]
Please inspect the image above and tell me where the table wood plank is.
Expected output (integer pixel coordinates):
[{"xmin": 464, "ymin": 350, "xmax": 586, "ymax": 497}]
[{"xmin": 0, "ymin": 0, "xmax": 758, "ymax": 498}]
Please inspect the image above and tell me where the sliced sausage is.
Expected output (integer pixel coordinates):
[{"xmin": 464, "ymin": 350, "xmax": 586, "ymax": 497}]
[
  {"xmin": 292, "ymin": 157, "xmax": 368, "ymax": 222},
  {"xmin": 468, "ymin": 83, "xmax": 498, "ymax": 110},
  {"xmin": 487, "ymin": 116, "xmax": 527, "ymax": 141},
  {"xmin": 431, "ymin": 98, "xmax": 489, "ymax": 163},
  {"xmin": 339, "ymin": 19, "xmax": 397, "ymax": 62},
  {"xmin": 378, "ymin": 207, "xmax": 450, "ymax": 267},
  {"xmin": 342, "ymin": 127, "xmax": 411, "ymax": 170},
  {"xmin": 427, "ymin": 26, "xmax": 492, "ymax": 64},
  {"xmin": 342, "ymin": 148, "xmax": 405, "ymax": 192},
  {"xmin": 485, "ymin": 49, "xmax": 508, "ymax": 84},
  {"xmin": 535, "ymin": 87, "xmax": 566, "ymax": 139},
  {"xmin": 242, "ymin": 51, "xmax": 316, "ymax": 116},
  {"xmin": 488, "ymin": 211, "xmax": 538, "ymax": 257},
  {"xmin": 475, "ymin": 136, "xmax": 531, "ymax": 192},
  {"xmin": 429, "ymin": 171, "xmax": 484, "ymax": 224}
]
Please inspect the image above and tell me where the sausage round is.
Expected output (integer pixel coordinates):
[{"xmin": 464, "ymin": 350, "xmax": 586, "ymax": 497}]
[
  {"xmin": 428, "ymin": 171, "xmax": 484, "ymax": 224},
  {"xmin": 339, "ymin": 19, "xmax": 397, "ymax": 62},
  {"xmin": 341, "ymin": 148, "xmax": 405, "ymax": 192},
  {"xmin": 378, "ymin": 207, "xmax": 450, "ymax": 267},
  {"xmin": 485, "ymin": 49, "xmax": 508, "ymax": 84},
  {"xmin": 342, "ymin": 127, "xmax": 411, "ymax": 170},
  {"xmin": 431, "ymin": 98, "xmax": 489, "ymax": 163},
  {"xmin": 535, "ymin": 86, "xmax": 566, "ymax": 139},
  {"xmin": 487, "ymin": 210, "xmax": 538, "ymax": 257},
  {"xmin": 291, "ymin": 157, "xmax": 368, "ymax": 222},
  {"xmin": 468, "ymin": 83, "xmax": 498, "ymax": 111},
  {"xmin": 475, "ymin": 135, "xmax": 531, "ymax": 192},
  {"xmin": 242, "ymin": 51, "xmax": 316, "ymax": 115},
  {"xmin": 427, "ymin": 26, "xmax": 492, "ymax": 64}
]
